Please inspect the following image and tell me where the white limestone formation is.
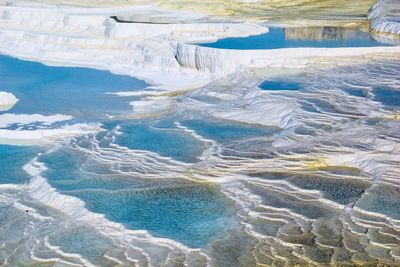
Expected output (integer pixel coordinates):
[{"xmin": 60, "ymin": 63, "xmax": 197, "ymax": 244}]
[
  {"xmin": 0, "ymin": 1, "xmax": 399, "ymax": 95},
  {"xmin": 369, "ymin": 0, "xmax": 400, "ymax": 36},
  {"xmin": 0, "ymin": 113, "xmax": 72, "ymax": 127},
  {"xmin": 0, "ymin": 123, "xmax": 99, "ymax": 145},
  {"xmin": 175, "ymin": 43, "xmax": 400, "ymax": 74},
  {"xmin": 0, "ymin": 91, "xmax": 18, "ymax": 111}
]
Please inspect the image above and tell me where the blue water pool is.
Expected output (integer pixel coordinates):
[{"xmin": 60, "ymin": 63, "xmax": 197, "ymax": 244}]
[
  {"xmin": 0, "ymin": 55, "xmax": 148, "ymax": 120},
  {"xmin": 40, "ymin": 149, "xmax": 237, "ymax": 248},
  {"xmin": 372, "ymin": 86, "xmax": 400, "ymax": 109},
  {"xmin": 344, "ymin": 88, "xmax": 368, "ymax": 97},
  {"xmin": 182, "ymin": 119, "xmax": 276, "ymax": 143},
  {"xmin": 0, "ymin": 145, "xmax": 41, "ymax": 184},
  {"xmin": 115, "ymin": 121, "xmax": 206, "ymax": 163},
  {"xmin": 260, "ymin": 80, "xmax": 302, "ymax": 91},
  {"xmin": 198, "ymin": 27, "xmax": 392, "ymax": 50}
]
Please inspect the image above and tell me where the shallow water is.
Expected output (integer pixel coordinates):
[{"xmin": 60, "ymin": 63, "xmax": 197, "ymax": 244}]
[
  {"xmin": 260, "ymin": 79, "xmax": 302, "ymax": 91},
  {"xmin": 0, "ymin": 50, "xmax": 400, "ymax": 265},
  {"xmin": 199, "ymin": 27, "xmax": 392, "ymax": 50},
  {"xmin": 372, "ymin": 85, "xmax": 400, "ymax": 109},
  {"xmin": 0, "ymin": 54, "xmax": 147, "ymax": 120},
  {"xmin": 0, "ymin": 145, "xmax": 40, "ymax": 184},
  {"xmin": 39, "ymin": 140, "xmax": 237, "ymax": 248},
  {"xmin": 115, "ymin": 121, "xmax": 206, "ymax": 163},
  {"xmin": 181, "ymin": 119, "xmax": 276, "ymax": 143}
]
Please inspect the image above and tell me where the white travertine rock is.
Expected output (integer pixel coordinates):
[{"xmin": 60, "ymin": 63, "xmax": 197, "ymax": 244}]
[
  {"xmin": 1, "ymin": 1, "xmax": 399, "ymax": 94},
  {"xmin": 0, "ymin": 123, "xmax": 99, "ymax": 145},
  {"xmin": 369, "ymin": 0, "xmax": 400, "ymax": 36},
  {"xmin": 0, "ymin": 113, "xmax": 72, "ymax": 127},
  {"xmin": 0, "ymin": 91, "xmax": 18, "ymax": 111},
  {"xmin": 0, "ymin": 1, "xmax": 399, "ymax": 130},
  {"xmin": 0, "ymin": 1, "xmax": 268, "ymax": 91},
  {"xmin": 175, "ymin": 43, "xmax": 400, "ymax": 74}
]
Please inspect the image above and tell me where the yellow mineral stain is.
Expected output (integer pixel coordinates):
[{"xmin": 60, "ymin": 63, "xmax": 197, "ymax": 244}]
[
  {"xmin": 157, "ymin": 89, "xmax": 190, "ymax": 97},
  {"xmin": 286, "ymin": 155, "xmax": 360, "ymax": 174},
  {"xmin": 383, "ymin": 110, "xmax": 400, "ymax": 120},
  {"xmin": 31, "ymin": 0, "xmax": 375, "ymax": 26}
]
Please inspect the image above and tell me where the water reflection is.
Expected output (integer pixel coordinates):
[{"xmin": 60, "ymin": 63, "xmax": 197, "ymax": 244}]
[{"xmin": 198, "ymin": 27, "xmax": 393, "ymax": 50}]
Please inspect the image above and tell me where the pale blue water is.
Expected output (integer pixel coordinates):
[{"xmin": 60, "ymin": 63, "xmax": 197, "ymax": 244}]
[
  {"xmin": 0, "ymin": 145, "xmax": 40, "ymax": 184},
  {"xmin": 0, "ymin": 42, "xmax": 399, "ymax": 265},
  {"xmin": 199, "ymin": 27, "xmax": 391, "ymax": 50},
  {"xmin": 0, "ymin": 54, "xmax": 238, "ymax": 249},
  {"xmin": 182, "ymin": 119, "xmax": 277, "ymax": 143},
  {"xmin": 40, "ymin": 148, "xmax": 237, "ymax": 248},
  {"xmin": 48, "ymin": 225, "xmax": 116, "ymax": 266},
  {"xmin": 115, "ymin": 121, "xmax": 206, "ymax": 163},
  {"xmin": 0, "ymin": 55, "xmax": 148, "ymax": 120}
]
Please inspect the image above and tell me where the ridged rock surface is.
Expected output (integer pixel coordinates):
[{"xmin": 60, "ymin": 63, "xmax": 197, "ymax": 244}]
[
  {"xmin": 0, "ymin": 91, "xmax": 18, "ymax": 111},
  {"xmin": 369, "ymin": 0, "xmax": 400, "ymax": 36}
]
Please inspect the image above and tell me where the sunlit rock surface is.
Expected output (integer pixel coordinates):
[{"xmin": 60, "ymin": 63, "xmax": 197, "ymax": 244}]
[{"xmin": 27, "ymin": 0, "xmax": 376, "ymax": 27}]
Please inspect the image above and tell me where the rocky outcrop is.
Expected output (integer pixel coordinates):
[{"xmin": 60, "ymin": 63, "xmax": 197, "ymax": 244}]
[
  {"xmin": 369, "ymin": 0, "xmax": 400, "ymax": 36},
  {"xmin": 0, "ymin": 91, "xmax": 18, "ymax": 111},
  {"xmin": 0, "ymin": 0, "xmax": 399, "ymax": 88},
  {"xmin": 175, "ymin": 43, "xmax": 400, "ymax": 74},
  {"xmin": 0, "ymin": 1, "xmax": 268, "ymax": 90}
]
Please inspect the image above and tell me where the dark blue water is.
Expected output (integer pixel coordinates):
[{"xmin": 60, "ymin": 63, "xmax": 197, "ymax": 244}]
[
  {"xmin": 0, "ymin": 55, "xmax": 148, "ymax": 120},
  {"xmin": 341, "ymin": 84, "xmax": 399, "ymax": 109},
  {"xmin": 260, "ymin": 80, "xmax": 302, "ymax": 91},
  {"xmin": 344, "ymin": 88, "xmax": 368, "ymax": 97},
  {"xmin": 0, "ymin": 145, "xmax": 40, "ymax": 184},
  {"xmin": 199, "ymin": 27, "xmax": 391, "ymax": 50},
  {"xmin": 372, "ymin": 86, "xmax": 400, "ymax": 110},
  {"xmin": 40, "ymin": 149, "xmax": 237, "ymax": 248}
]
